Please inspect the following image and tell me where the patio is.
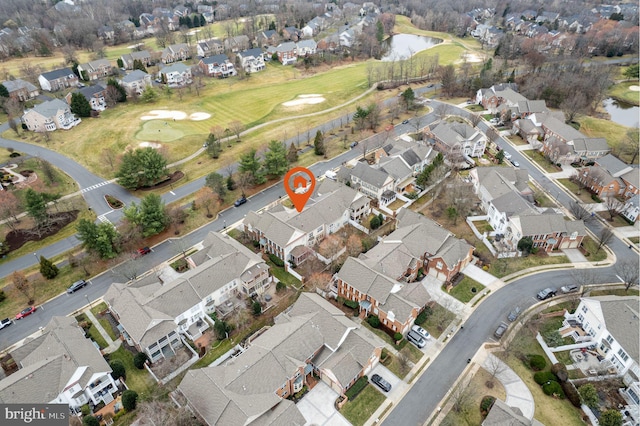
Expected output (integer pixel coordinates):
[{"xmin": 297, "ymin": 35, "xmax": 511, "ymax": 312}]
[
  {"xmin": 93, "ymin": 394, "xmax": 123, "ymax": 425},
  {"xmin": 570, "ymin": 349, "xmax": 616, "ymax": 376}
]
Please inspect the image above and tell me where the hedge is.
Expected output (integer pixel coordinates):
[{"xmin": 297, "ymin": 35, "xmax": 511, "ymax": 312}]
[
  {"xmin": 528, "ymin": 354, "xmax": 546, "ymax": 371},
  {"xmin": 551, "ymin": 363, "xmax": 568, "ymax": 382},
  {"xmin": 562, "ymin": 381, "xmax": 582, "ymax": 407},
  {"xmin": 542, "ymin": 381, "xmax": 564, "ymax": 398},
  {"xmin": 534, "ymin": 371, "xmax": 557, "ymax": 385},
  {"xmin": 268, "ymin": 253, "xmax": 284, "ymax": 267},
  {"xmin": 343, "ymin": 299, "xmax": 359, "ymax": 309},
  {"xmin": 367, "ymin": 315, "xmax": 380, "ymax": 328},
  {"xmin": 345, "ymin": 376, "xmax": 368, "ymax": 400}
]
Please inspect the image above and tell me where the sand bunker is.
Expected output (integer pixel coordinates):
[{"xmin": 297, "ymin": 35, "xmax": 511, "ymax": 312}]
[
  {"xmin": 138, "ymin": 142, "xmax": 162, "ymax": 149},
  {"xmin": 458, "ymin": 52, "xmax": 484, "ymax": 64},
  {"xmin": 282, "ymin": 94, "xmax": 326, "ymax": 107},
  {"xmin": 629, "ymin": 85, "xmax": 640, "ymax": 92},
  {"xmin": 189, "ymin": 112, "xmax": 211, "ymax": 121}
]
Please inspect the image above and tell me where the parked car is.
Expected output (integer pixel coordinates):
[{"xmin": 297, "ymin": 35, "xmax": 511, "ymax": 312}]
[
  {"xmin": 512, "ymin": 160, "xmax": 520, "ymax": 167},
  {"xmin": 561, "ymin": 285, "xmax": 579, "ymax": 294},
  {"xmin": 490, "ymin": 118, "xmax": 500, "ymax": 124},
  {"xmin": 350, "ymin": 141, "xmax": 358, "ymax": 148},
  {"xmin": 371, "ymin": 374, "xmax": 392, "ymax": 392},
  {"xmin": 494, "ymin": 322, "xmax": 508, "ymax": 339},
  {"xmin": 407, "ymin": 330, "xmax": 426, "ymax": 348},
  {"xmin": 0, "ymin": 318, "xmax": 13, "ymax": 330},
  {"xmin": 66, "ymin": 279, "xmax": 87, "ymax": 294},
  {"xmin": 402, "ymin": 119, "xmax": 409, "ymax": 124},
  {"xmin": 135, "ymin": 247, "xmax": 151, "ymax": 257},
  {"xmin": 427, "ymin": 83, "xmax": 434, "ymax": 88},
  {"xmin": 15, "ymin": 306, "xmax": 36, "ymax": 320},
  {"xmin": 234, "ymin": 196, "xmax": 247, "ymax": 207},
  {"xmin": 411, "ymin": 325, "xmax": 430, "ymax": 340},
  {"xmin": 537, "ymin": 287, "xmax": 557, "ymax": 300},
  {"xmin": 507, "ymin": 306, "xmax": 521, "ymax": 322},
  {"xmin": 503, "ymin": 151, "xmax": 512, "ymax": 160}
]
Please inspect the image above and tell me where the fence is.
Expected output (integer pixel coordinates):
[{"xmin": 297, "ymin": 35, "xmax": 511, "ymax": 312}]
[{"xmin": 466, "ymin": 215, "xmax": 498, "ymax": 257}]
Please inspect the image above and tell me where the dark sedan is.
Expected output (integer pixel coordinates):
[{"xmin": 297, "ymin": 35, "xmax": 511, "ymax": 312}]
[{"xmin": 371, "ymin": 374, "xmax": 392, "ymax": 392}]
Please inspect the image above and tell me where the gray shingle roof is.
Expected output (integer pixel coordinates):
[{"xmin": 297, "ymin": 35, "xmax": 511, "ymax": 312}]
[
  {"xmin": 379, "ymin": 156, "xmax": 412, "ymax": 181},
  {"xmin": 2, "ymin": 78, "xmax": 37, "ymax": 93},
  {"xmin": 475, "ymin": 167, "xmax": 531, "ymax": 199},
  {"xmin": 30, "ymin": 98, "xmax": 70, "ymax": 117},
  {"xmin": 200, "ymin": 54, "xmax": 229, "ymax": 65},
  {"xmin": 572, "ymin": 138, "xmax": 610, "ymax": 155},
  {"xmin": 40, "ymin": 68, "xmax": 75, "ymax": 81},
  {"xmin": 542, "ymin": 116, "xmax": 585, "ymax": 142},
  {"xmin": 621, "ymin": 168, "xmax": 640, "ymax": 188},
  {"xmin": 160, "ymin": 62, "xmax": 190, "ymax": 74},
  {"xmin": 337, "ymin": 257, "xmax": 396, "ymax": 303},
  {"xmin": 514, "ymin": 213, "xmax": 585, "ymax": 237},
  {"xmin": 121, "ymin": 69, "xmax": 149, "ymax": 83},
  {"xmin": 238, "ymin": 48, "xmax": 264, "ymax": 58},
  {"xmin": 593, "ymin": 296, "xmax": 639, "ymax": 362},
  {"xmin": 595, "ymin": 154, "xmax": 632, "ymax": 177},
  {"xmin": 491, "ymin": 191, "xmax": 537, "ymax": 217},
  {"xmin": 349, "ymin": 161, "xmax": 392, "ymax": 188}
]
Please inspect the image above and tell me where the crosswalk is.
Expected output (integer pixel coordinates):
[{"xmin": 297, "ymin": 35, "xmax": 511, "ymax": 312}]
[
  {"xmin": 97, "ymin": 211, "xmax": 113, "ymax": 225},
  {"xmin": 80, "ymin": 181, "xmax": 110, "ymax": 194}
]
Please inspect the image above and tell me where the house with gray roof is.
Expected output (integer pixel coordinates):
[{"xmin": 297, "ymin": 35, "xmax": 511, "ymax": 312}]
[
  {"xmin": 118, "ymin": 69, "xmax": 152, "ymax": 96},
  {"xmin": 64, "ymin": 84, "xmax": 107, "ymax": 111},
  {"xmin": 237, "ymin": 48, "xmax": 266, "ymax": 73},
  {"xmin": 225, "ymin": 35, "xmax": 250, "ymax": 52},
  {"xmin": 161, "ymin": 43, "xmax": 191, "ymax": 64},
  {"xmin": 256, "ymin": 29, "xmax": 279, "ymax": 47},
  {"xmin": 104, "ymin": 232, "xmax": 270, "ymax": 362},
  {"xmin": 0, "ymin": 316, "xmax": 118, "ymax": 413},
  {"xmin": 38, "ymin": 67, "xmax": 79, "ymax": 91},
  {"xmin": 1, "ymin": 78, "xmax": 39, "ymax": 101},
  {"xmin": 338, "ymin": 161, "xmax": 396, "ymax": 206},
  {"xmin": 176, "ymin": 293, "xmax": 381, "ymax": 425},
  {"xmin": 244, "ymin": 180, "xmax": 371, "ymax": 266},
  {"xmin": 198, "ymin": 54, "xmax": 236, "ymax": 78},
  {"xmin": 470, "ymin": 166, "xmax": 533, "ymax": 215},
  {"xmin": 382, "ymin": 139, "xmax": 437, "ymax": 175},
  {"xmin": 77, "ymin": 59, "xmax": 112, "ymax": 81},
  {"xmin": 428, "ymin": 121, "xmax": 487, "ymax": 160},
  {"xmin": 560, "ymin": 296, "xmax": 639, "ymax": 425},
  {"xmin": 540, "ymin": 116, "xmax": 610, "ymax": 164},
  {"xmin": 577, "ymin": 154, "xmax": 635, "ymax": 199},
  {"xmin": 196, "ymin": 38, "xmax": 224, "ymax": 57},
  {"xmin": 120, "ymin": 50, "xmax": 152, "ymax": 69},
  {"xmin": 159, "ymin": 62, "xmax": 192, "ymax": 86},
  {"xmin": 506, "ymin": 211, "xmax": 586, "ymax": 253},
  {"xmin": 475, "ymin": 83, "xmax": 525, "ymax": 113},
  {"xmin": 483, "ymin": 399, "xmax": 544, "ymax": 426},
  {"xmin": 378, "ymin": 156, "xmax": 414, "ymax": 193},
  {"xmin": 274, "ymin": 41, "xmax": 298, "ymax": 65},
  {"xmin": 22, "ymin": 98, "xmax": 81, "ymax": 132},
  {"xmin": 620, "ymin": 194, "xmax": 640, "ymax": 223},
  {"xmin": 297, "ymin": 39, "xmax": 318, "ymax": 56}
]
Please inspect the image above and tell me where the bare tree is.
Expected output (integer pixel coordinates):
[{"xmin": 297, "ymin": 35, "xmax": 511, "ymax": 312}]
[
  {"xmin": 484, "ymin": 355, "xmax": 507, "ymax": 388},
  {"xmin": 622, "ymin": 129, "xmax": 639, "ymax": 163},
  {"xmin": 616, "ymin": 260, "xmax": 639, "ymax": 291},
  {"xmin": 136, "ymin": 400, "xmax": 200, "ymax": 426},
  {"xmin": 604, "ymin": 197, "xmax": 621, "ymax": 221},
  {"xmin": 318, "ymin": 235, "xmax": 341, "ymax": 266},
  {"xmin": 596, "ymin": 227, "xmax": 614, "ymax": 253},
  {"xmin": 450, "ymin": 377, "xmax": 476, "ymax": 414},
  {"xmin": 435, "ymin": 103, "xmax": 450, "ymax": 121},
  {"xmin": 346, "ymin": 234, "xmax": 363, "ymax": 257},
  {"xmin": 12, "ymin": 271, "xmax": 35, "ymax": 304},
  {"xmin": 469, "ymin": 113, "xmax": 481, "ymax": 128},
  {"xmin": 229, "ymin": 120, "xmax": 244, "ymax": 141},
  {"xmin": 0, "ymin": 191, "xmax": 22, "ymax": 231},
  {"xmin": 115, "ymin": 259, "xmax": 141, "ymax": 282},
  {"xmin": 570, "ymin": 201, "xmax": 593, "ymax": 222},
  {"xmin": 306, "ymin": 272, "xmax": 331, "ymax": 292}
]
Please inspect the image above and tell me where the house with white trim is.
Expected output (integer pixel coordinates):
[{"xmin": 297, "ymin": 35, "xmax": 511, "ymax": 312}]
[{"xmin": 22, "ymin": 99, "xmax": 81, "ymax": 132}]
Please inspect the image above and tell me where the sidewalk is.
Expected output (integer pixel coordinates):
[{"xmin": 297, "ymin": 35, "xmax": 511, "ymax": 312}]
[{"xmin": 85, "ymin": 306, "xmax": 120, "ymax": 354}]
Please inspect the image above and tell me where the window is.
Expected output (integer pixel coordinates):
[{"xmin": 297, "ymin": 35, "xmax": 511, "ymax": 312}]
[
  {"xmin": 618, "ymin": 349, "xmax": 629, "ymax": 362},
  {"xmin": 581, "ymin": 305, "xmax": 587, "ymax": 313},
  {"xmin": 436, "ymin": 261, "xmax": 443, "ymax": 269},
  {"xmin": 606, "ymin": 335, "xmax": 614, "ymax": 344}
]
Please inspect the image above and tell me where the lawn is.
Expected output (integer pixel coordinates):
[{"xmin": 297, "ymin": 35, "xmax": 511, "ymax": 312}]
[
  {"xmin": 381, "ymin": 349, "xmax": 414, "ymax": 379},
  {"xmin": 1, "ymin": 157, "xmax": 80, "ymax": 204},
  {"xmin": 507, "ymin": 135, "xmax": 529, "ymax": 146},
  {"xmin": 589, "ymin": 288, "xmax": 639, "ymax": 297},
  {"xmin": 597, "ymin": 211, "xmax": 633, "ymax": 228},
  {"xmin": 421, "ymin": 302, "xmax": 457, "ymax": 338},
  {"xmin": 447, "ymin": 277, "xmax": 485, "ymax": 303},
  {"xmin": 192, "ymin": 338, "xmax": 235, "ymax": 369},
  {"xmin": 522, "ymin": 150, "xmax": 559, "ymax": 174},
  {"xmin": 490, "ymin": 253, "xmax": 570, "ymax": 279},
  {"xmin": 360, "ymin": 320, "xmax": 423, "ymax": 364},
  {"xmin": 556, "ymin": 178, "xmax": 597, "ymax": 204},
  {"xmin": 608, "ymin": 81, "xmax": 640, "ymax": 106},
  {"xmin": 340, "ymin": 384, "xmax": 387, "ymax": 426},
  {"xmin": 267, "ymin": 261, "xmax": 302, "ymax": 287},
  {"xmin": 75, "ymin": 313, "xmax": 108, "ymax": 349},
  {"xmin": 629, "ymin": 236, "xmax": 640, "ymax": 245},
  {"xmin": 578, "ymin": 116, "xmax": 638, "ymax": 165},
  {"xmin": 91, "ymin": 302, "xmax": 118, "ymax": 341},
  {"xmin": 107, "ymin": 346, "xmax": 156, "ymax": 396},
  {"xmin": 580, "ymin": 236, "xmax": 608, "ymax": 262}
]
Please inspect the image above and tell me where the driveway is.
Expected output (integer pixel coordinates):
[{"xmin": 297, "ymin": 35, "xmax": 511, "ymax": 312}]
[
  {"xmin": 562, "ymin": 248, "xmax": 588, "ymax": 263},
  {"xmin": 462, "ymin": 263, "xmax": 498, "ymax": 287},
  {"xmin": 296, "ymin": 381, "xmax": 350, "ymax": 426},
  {"xmin": 369, "ymin": 363, "xmax": 408, "ymax": 399}
]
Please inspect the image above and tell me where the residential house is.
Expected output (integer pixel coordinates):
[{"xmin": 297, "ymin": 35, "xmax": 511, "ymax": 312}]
[
  {"xmin": 318, "ymin": 34, "xmax": 340, "ymax": 51},
  {"xmin": 256, "ymin": 29, "xmax": 279, "ymax": 47},
  {"xmin": 380, "ymin": 139, "xmax": 437, "ymax": 175},
  {"xmin": 196, "ymin": 38, "xmax": 224, "ymax": 58},
  {"xmin": 161, "ymin": 43, "xmax": 191, "ymax": 64},
  {"xmin": 244, "ymin": 180, "xmax": 371, "ymax": 266},
  {"xmin": 118, "ymin": 70, "xmax": 152, "ymax": 96},
  {"xmin": 97, "ymin": 25, "xmax": 115, "ymax": 41},
  {"xmin": 199, "ymin": 54, "xmax": 236, "ymax": 78},
  {"xmin": 0, "ymin": 316, "xmax": 119, "ymax": 413},
  {"xmin": 22, "ymin": 98, "xmax": 81, "ymax": 132},
  {"xmin": 224, "ymin": 35, "xmax": 250, "ymax": 52},
  {"xmin": 297, "ymin": 39, "xmax": 318, "ymax": 56},
  {"xmin": 159, "ymin": 62, "xmax": 192, "ymax": 86},
  {"xmin": 105, "ymin": 232, "xmax": 270, "ymax": 362},
  {"xmin": 378, "ymin": 156, "xmax": 414, "ymax": 193},
  {"xmin": 512, "ymin": 112, "xmax": 563, "ymax": 147},
  {"xmin": 176, "ymin": 293, "xmax": 382, "ymax": 425},
  {"xmin": 560, "ymin": 295, "xmax": 639, "ymax": 426},
  {"xmin": 121, "ymin": 50, "xmax": 152, "ymax": 69},
  {"xmin": 337, "ymin": 161, "xmax": 396, "ymax": 206},
  {"xmin": 77, "ymin": 59, "xmax": 112, "ymax": 81},
  {"xmin": 483, "ymin": 399, "xmax": 544, "ymax": 426},
  {"xmin": 272, "ymin": 41, "xmax": 296, "ymax": 65},
  {"xmin": 540, "ymin": 116, "xmax": 610, "ymax": 164},
  {"xmin": 65, "ymin": 84, "xmax": 107, "ymax": 112},
  {"xmin": 620, "ymin": 194, "xmax": 640, "ymax": 223},
  {"xmin": 475, "ymin": 83, "xmax": 525, "ymax": 113},
  {"xmin": 302, "ymin": 16, "xmax": 326, "ymax": 37},
  {"xmin": 237, "ymin": 48, "xmax": 266, "ymax": 73},
  {"xmin": 513, "ymin": 100, "xmax": 549, "ymax": 119},
  {"xmin": 505, "ymin": 211, "xmax": 586, "ymax": 253},
  {"xmin": 1, "ymin": 78, "xmax": 39, "ymax": 101},
  {"xmin": 427, "ymin": 122, "xmax": 487, "ymax": 160},
  {"xmin": 576, "ymin": 154, "xmax": 634, "ymax": 198},
  {"xmin": 282, "ymin": 26, "xmax": 302, "ymax": 41},
  {"xmin": 38, "ymin": 68, "xmax": 79, "ymax": 92}
]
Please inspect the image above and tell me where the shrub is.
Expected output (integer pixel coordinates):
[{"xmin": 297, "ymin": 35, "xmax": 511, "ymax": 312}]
[
  {"xmin": 367, "ymin": 315, "xmax": 380, "ymax": 328},
  {"xmin": 345, "ymin": 376, "xmax": 368, "ymax": 400},
  {"xmin": 343, "ymin": 299, "xmax": 359, "ymax": 309},
  {"xmin": 528, "ymin": 354, "xmax": 546, "ymax": 371},
  {"xmin": 276, "ymin": 281, "xmax": 285, "ymax": 292},
  {"xmin": 578, "ymin": 383, "xmax": 599, "ymax": 409},
  {"xmin": 109, "ymin": 360, "xmax": 126, "ymax": 381},
  {"xmin": 394, "ymin": 332, "xmax": 403, "ymax": 342},
  {"xmin": 133, "ymin": 352, "xmax": 148, "ymax": 369},
  {"xmin": 560, "ymin": 382, "xmax": 581, "ymax": 408},
  {"xmin": 480, "ymin": 395, "xmax": 496, "ymax": 414},
  {"xmin": 415, "ymin": 306, "xmax": 433, "ymax": 325},
  {"xmin": 599, "ymin": 409, "xmax": 623, "ymax": 426},
  {"xmin": 542, "ymin": 381, "xmax": 564, "ymax": 398},
  {"xmin": 122, "ymin": 390, "xmax": 138, "ymax": 411},
  {"xmin": 252, "ymin": 300, "xmax": 262, "ymax": 316},
  {"xmin": 0, "ymin": 290, "xmax": 6, "ymax": 303},
  {"xmin": 268, "ymin": 253, "xmax": 284, "ymax": 267},
  {"xmin": 591, "ymin": 194, "xmax": 602, "ymax": 202},
  {"xmin": 370, "ymin": 215, "xmax": 382, "ymax": 229},
  {"xmin": 9, "ymin": 152, "xmax": 21, "ymax": 158},
  {"xmin": 533, "ymin": 371, "xmax": 557, "ymax": 385},
  {"xmin": 83, "ymin": 416, "xmax": 100, "ymax": 426},
  {"xmin": 551, "ymin": 363, "xmax": 569, "ymax": 382},
  {"xmin": 80, "ymin": 404, "xmax": 90, "ymax": 416}
]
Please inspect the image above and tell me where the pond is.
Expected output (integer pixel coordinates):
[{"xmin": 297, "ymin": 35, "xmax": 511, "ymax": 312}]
[
  {"xmin": 602, "ymin": 98, "xmax": 639, "ymax": 128},
  {"xmin": 381, "ymin": 33, "xmax": 442, "ymax": 62}
]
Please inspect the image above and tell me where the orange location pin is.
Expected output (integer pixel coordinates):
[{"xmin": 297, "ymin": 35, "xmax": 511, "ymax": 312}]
[{"xmin": 284, "ymin": 167, "xmax": 315, "ymax": 212}]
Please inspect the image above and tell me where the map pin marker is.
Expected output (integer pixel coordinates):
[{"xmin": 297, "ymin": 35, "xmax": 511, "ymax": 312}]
[{"xmin": 284, "ymin": 167, "xmax": 316, "ymax": 212}]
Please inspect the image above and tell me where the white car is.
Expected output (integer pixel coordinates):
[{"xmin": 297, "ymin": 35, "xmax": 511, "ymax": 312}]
[
  {"xmin": 411, "ymin": 325, "xmax": 430, "ymax": 340},
  {"xmin": 512, "ymin": 160, "xmax": 520, "ymax": 167},
  {"xmin": 503, "ymin": 151, "xmax": 512, "ymax": 160}
]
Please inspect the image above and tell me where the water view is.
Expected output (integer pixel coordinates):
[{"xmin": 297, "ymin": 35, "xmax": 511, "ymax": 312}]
[
  {"xmin": 602, "ymin": 98, "xmax": 639, "ymax": 128},
  {"xmin": 381, "ymin": 34, "xmax": 442, "ymax": 62}
]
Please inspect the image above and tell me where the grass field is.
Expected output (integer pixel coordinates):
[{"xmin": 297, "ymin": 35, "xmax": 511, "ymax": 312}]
[
  {"xmin": 448, "ymin": 276, "xmax": 485, "ymax": 303},
  {"xmin": 522, "ymin": 149, "xmax": 559, "ymax": 174},
  {"xmin": 578, "ymin": 116, "xmax": 638, "ymax": 165},
  {"xmin": 341, "ymin": 384, "xmax": 386, "ymax": 426},
  {"xmin": 608, "ymin": 81, "xmax": 640, "ymax": 106},
  {"xmin": 557, "ymin": 178, "xmax": 598, "ymax": 204},
  {"xmin": 107, "ymin": 346, "xmax": 156, "ymax": 395}
]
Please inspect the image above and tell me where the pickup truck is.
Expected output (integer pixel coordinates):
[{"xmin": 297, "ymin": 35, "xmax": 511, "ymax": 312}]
[{"xmin": 0, "ymin": 318, "xmax": 13, "ymax": 330}]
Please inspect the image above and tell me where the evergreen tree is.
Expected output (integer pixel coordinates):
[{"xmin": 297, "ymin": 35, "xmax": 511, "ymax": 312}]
[
  {"xmin": 116, "ymin": 147, "xmax": 167, "ymax": 189},
  {"xmin": 117, "ymin": 58, "xmax": 124, "ymax": 69},
  {"xmin": 314, "ymin": 130, "xmax": 325, "ymax": 155},
  {"xmin": 24, "ymin": 189, "xmax": 48, "ymax": 226},
  {"xmin": 238, "ymin": 149, "xmax": 265, "ymax": 185},
  {"xmin": 226, "ymin": 174, "xmax": 236, "ymax": 191},
  {"xmin": 107, "ymin": 78, "xmax": 127, "ymax": 102},
  {"xmin": 132, "ymin": 59, "xmax": 147, "ymax": 73},
  {"xmin": 76, "ymin": 219, "xmax": 120, "ymax": 259},
  {"xmin": 205, "ymin": 172, "xmax": 226, "ymax": 200},
  {"xmin": 70, "ymin": 92, "xmax": 92, "ymax": 117},
  {"xmin": 200, "ymin": 14, "xmax": 206, "ymax": 27},
  {"xmin": 125, "ymin": 194, "xmax": 168, "ymax": 237},
  {"xmin": 39, "ymin": 256, "xmax": 59, "ymax": 279},
  {"xmin": 286, "ymin": 143, "xmax": 299, "ymax": 163},
  {"xmin": 0, "ymin": 84, "xmax": 9, "ymax": 98},
  {"xmin": 263, "ymin": 140, "xmax": 288, "ymax": 177}
]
